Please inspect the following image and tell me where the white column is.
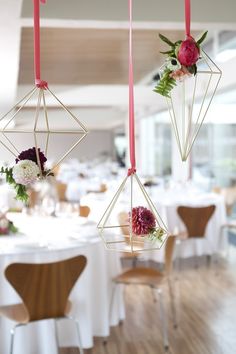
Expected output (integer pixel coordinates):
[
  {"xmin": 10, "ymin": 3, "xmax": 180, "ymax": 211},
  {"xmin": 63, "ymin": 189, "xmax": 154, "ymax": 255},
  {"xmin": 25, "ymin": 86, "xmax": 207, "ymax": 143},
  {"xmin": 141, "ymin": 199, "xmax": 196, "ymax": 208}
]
[{"xmin": 0, "ymin": 0, "xmax": 23, "ymax": 115}]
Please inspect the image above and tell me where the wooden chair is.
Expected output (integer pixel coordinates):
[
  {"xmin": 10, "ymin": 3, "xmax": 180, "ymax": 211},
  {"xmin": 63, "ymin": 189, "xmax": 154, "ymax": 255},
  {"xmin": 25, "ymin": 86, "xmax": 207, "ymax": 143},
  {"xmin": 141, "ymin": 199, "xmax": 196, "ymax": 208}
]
[
  {"xmin": 79, "ymin": 205, "xmax": 91, "ymax": 218},
  {"xmin": 177, "ymin": 205, "xmax": 216, "ymax": 267},
  {"xmin": 108, "ymin": 236, "xmax": 176, "ymax": 351},
  {"xmin": 27, "ymin": 189, "xmax": 39, "ymax": 209},
  {"xmin": 0, "ymin": 255, "xmax": 87, "ymax": 354},
  {"xmin": 118, "ymin": 212, "xmax": 139, "ymax": 267},
  {"xmin": 56, "ymin": 182, "xmax": 67, "ymax": 202}
]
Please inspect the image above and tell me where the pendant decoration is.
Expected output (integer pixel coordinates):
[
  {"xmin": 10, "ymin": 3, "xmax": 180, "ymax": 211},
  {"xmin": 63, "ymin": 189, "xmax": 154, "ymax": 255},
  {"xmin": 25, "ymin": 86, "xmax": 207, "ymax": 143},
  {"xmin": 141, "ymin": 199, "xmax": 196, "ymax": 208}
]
[
  {"xmin": 154, "ymin": 0, "xmax": 221, "ymax": 161},
  {"xmin": 0, "ymin": 0, "xmax": 88, "ymax": 202},
  {"xmin": 97, "ymin": 0, "xmax": 168, "ymax": 253}
]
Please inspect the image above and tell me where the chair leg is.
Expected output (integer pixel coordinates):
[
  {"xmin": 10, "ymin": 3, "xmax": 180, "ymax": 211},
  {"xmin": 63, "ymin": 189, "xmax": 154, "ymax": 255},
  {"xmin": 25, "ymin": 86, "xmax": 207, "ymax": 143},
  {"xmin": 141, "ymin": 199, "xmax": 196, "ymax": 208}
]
[
  {"xmin": 67, "ymin": 317, "xmax": 84, "ymax": 354},
  {"xmin": 151, "ymin": 285, "xmax": 157, "ymax": 303},
  {"xmin": 132, "ymin": 256, "xmax": 137, "ymax": 268},
  {"xmin": 54, "ymin": 320, "xmax": 60, "ymax": 353},
  {"xmin": 103, "ymin": 282, "xmax": 118, "ymax": 345},
  {"xmin": 109, "ymin": 282, "xmax": 117, "ymax": 324},
  {"xmin": 168, "ymin": 279, "xmax": 178, "ymax": 329},
  {"xmin": 9, "ymin": 324, "xmax": 22, "ymax": 354},
  {"xmin": 157, "ymin": 289, "xmax": 169, "ymax": 351},
  {"xmin": 9, "ymin": 326, "xmax": 15, "ymax": 354}
]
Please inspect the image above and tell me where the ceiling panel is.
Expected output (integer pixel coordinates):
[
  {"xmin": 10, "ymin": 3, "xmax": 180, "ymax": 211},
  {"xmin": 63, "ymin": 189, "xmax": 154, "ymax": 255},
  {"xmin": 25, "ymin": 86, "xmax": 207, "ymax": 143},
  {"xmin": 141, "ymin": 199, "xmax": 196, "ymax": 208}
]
[{"xmin": 18, "ymin": 28, "xmax": 199, "ymax": 85}]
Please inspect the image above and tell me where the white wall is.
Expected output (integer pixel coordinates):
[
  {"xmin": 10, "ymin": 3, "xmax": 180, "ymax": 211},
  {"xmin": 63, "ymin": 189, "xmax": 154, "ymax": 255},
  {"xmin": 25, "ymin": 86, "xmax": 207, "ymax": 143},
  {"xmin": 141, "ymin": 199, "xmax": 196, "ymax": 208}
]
[{"xmin": 0, "ymin": 130, "xmax": 114, "ymax": 164}]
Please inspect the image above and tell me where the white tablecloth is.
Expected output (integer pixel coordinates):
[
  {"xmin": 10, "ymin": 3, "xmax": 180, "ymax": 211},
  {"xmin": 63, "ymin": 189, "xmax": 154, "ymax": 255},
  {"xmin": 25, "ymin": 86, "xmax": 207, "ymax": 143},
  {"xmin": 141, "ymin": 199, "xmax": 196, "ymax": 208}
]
[{"xmin": 0, "ymin": 214, "xmax": 125, "ymax": 354}]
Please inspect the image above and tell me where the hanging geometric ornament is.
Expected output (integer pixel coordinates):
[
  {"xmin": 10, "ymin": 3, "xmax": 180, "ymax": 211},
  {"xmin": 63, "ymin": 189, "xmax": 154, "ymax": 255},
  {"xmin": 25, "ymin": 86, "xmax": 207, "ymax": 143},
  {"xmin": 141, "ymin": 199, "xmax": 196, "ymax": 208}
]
[
  {"xmin": 0, "ymin": 0, "xmax": 88, "ymax": 202},
  {"xmin": 97, "ymin": 0, "xmax": 168, "ymax": 253},
  {"xmin": 154, "ymin": 0, "xmax": 222, "ymax": 161}
]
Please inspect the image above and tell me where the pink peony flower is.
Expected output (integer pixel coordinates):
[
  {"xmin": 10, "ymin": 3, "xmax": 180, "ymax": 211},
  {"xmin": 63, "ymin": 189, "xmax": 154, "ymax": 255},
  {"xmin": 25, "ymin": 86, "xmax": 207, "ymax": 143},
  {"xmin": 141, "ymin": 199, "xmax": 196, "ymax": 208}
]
[
  {"xmin": 169, "ymin": 66, "xmax": 192, "ymax": 81},
  {"xmin": 177, "ymin": 38, "xmax": 200, "ymax": 66},
  {"xmin": 130, "ymin": 206, "xmax": 156, "ymax": 236}
]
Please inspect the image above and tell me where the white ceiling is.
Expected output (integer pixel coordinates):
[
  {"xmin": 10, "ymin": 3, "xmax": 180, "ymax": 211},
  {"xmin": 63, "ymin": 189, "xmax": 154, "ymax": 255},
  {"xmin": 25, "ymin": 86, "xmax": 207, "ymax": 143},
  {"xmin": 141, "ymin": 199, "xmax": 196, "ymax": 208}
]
[
  {"xmin": 1, "ymin": 0, "xmax": 236, "ymax": 132},
  {"xmin": 21, "ymin": 0, "xmax": 236, "ymax": 24}
]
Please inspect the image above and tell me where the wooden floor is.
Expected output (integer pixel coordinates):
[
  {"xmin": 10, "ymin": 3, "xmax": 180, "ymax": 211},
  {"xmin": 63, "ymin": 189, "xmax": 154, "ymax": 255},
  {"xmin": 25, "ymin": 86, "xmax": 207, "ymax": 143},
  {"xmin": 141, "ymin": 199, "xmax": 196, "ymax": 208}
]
[{"xmin": 61, "ymin": 247, "xmax": 236, "ymax": 354}]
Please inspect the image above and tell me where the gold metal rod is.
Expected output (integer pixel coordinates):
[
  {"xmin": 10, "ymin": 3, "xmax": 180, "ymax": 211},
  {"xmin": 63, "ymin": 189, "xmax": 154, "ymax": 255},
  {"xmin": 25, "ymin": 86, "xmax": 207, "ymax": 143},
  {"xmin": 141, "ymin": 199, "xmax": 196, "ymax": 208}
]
[
  {"xmin": 46, "ymin": 87, "xmax": 88, "ymax": 133},
  {"xmin": 0, "ymin": 87, "xmax": 37, "ymax": 123},
  {"xmin": 49, "ymin": 133, "xmax": 88, "ymax": 173},
  {"xmin": 34, "ymin": 89, "xmax": 43, "ymax": 132},
  {"xmin": 2, "ymin": 132, "xmax": 20, "ymax": 155}
]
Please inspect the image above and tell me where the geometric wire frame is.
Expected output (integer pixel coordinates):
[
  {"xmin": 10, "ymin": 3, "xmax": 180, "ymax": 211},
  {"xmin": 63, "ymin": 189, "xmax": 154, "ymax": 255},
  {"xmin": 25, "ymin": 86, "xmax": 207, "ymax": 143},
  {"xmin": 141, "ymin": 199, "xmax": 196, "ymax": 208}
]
[
  {"xmin": 164, "ymin": 50, "xmax": 222, "ymax": 161},
  {"xmin": 97, "ymin": 173, "xmax": 169, "ymax": 253},
  {"xmin": 0, "ymin": 86, "xmax": 88, "ymax": 176}
]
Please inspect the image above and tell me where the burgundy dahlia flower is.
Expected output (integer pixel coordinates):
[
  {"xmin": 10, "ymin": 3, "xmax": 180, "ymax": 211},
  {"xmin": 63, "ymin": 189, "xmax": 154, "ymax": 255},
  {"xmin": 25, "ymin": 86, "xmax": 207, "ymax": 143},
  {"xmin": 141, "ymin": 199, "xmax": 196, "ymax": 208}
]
[
  {"xmin": 16, "ymin": 147, "xmax": 47, "ymax": 172},
  {"xmin": 130, "ymin": 206, "xmax": 156, "ymax": 236},
  {"xmin": 177, "ymin": 38, "xmax": 200, "ymax": 67}
]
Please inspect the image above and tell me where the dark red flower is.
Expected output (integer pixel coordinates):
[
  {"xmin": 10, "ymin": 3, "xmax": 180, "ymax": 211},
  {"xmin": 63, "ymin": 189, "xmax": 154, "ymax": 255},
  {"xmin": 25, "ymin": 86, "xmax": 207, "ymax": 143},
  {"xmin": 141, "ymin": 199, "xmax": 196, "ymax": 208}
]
[
  {"xmin": 130, "ymin": 206, "xmax": 156, "ymax": 236},
  {"xmin": 177, "ymin": 38, "xmax": 200, "ymax": 66},
  {"xmin": 16, "ymin": 147, "xmax": 47, "ymax": 172}
]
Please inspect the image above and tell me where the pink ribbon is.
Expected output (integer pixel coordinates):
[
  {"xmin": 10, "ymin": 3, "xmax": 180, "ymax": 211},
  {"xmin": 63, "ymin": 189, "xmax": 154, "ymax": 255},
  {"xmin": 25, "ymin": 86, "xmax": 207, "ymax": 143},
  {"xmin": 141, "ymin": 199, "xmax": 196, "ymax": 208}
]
[
  {"xmin": 127, "ymin": 0, "xmax": 136, "ymax": 176},
  {"xmin": 185, "ymin": 0, "xmax": 191, "ymax": 38},
  {"xmin": 33, "ymin": 0, "xmax": 48, "ymax": 88}
]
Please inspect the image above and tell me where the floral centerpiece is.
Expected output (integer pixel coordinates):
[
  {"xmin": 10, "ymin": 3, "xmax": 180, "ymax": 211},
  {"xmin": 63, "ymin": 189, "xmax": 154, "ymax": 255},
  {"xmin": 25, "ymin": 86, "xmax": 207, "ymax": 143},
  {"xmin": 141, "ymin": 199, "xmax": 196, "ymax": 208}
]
[
  {"xmin": 0, "ymin": 213, "xmax": 18, "ymax": 235},
  {"xmin": 0, "ymin": 147, "xmax": 53, "ymax": 203},
  {"xmin": 129, "ymin": 206, "xmax": 165, "ymax": 241},
  {"xmin": 154, "ymin": 31, "xmax": 208, "ymax": 98}
]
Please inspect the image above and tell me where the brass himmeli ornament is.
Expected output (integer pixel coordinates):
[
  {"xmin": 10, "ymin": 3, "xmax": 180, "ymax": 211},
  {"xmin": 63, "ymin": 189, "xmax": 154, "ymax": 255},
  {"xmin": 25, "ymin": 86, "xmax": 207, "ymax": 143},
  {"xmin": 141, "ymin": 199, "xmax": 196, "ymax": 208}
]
[
  {"xmin": 97, "ymin": 173, "xmax": 168, "ymax": 253},
  {"xmin": 164, "ymin": 51, "xmax": 221, "ymax": 161},
  {"xmin": 0, "ymin": 86, "xmax": 88, "ymax": 176}
]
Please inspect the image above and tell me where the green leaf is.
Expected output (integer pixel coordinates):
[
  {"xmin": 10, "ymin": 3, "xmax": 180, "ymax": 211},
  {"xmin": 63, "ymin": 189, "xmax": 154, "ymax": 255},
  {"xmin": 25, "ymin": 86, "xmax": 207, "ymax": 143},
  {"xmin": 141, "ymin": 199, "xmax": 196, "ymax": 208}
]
[
  {"xmin": 186, "ymin": 64, "xmax": 197, "ymax": 76},
  {"xmin": 160, "ymin": 50, "xmax": 175, "ymax": 55},
  {"xmin": 0, "ymin": 166, "xmax": 29, "ymax": 203},
  {"xmin": 159, "ymin": 33, "xmax": 175, "ymax": 47},
  {"xmin": 197, "ymin": 31, "xmax": 208, "ymax": 45},
  {"xmin": 153, "ymin": 69, "xmax": 177, "ymax": 98}
]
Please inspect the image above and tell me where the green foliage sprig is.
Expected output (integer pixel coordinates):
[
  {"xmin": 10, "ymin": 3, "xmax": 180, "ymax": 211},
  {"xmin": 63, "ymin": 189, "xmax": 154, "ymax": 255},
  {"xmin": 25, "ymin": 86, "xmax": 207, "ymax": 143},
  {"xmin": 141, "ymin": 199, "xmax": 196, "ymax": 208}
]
[
  {"xmin": 0, "ymin": 167, "xmax": 29, "ymax": 203},
  {"xmin": 148, "ymin": 227, "xmax": 165, "ymax": 242},
  {"xmin": 153, "ymin": 69, "xmax": 177, "ymax": 98}
]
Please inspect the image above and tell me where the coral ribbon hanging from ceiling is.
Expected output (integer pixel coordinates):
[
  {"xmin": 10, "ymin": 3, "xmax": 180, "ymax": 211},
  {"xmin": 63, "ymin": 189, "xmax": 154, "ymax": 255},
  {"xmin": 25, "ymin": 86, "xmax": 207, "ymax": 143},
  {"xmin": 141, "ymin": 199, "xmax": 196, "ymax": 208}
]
[
  {"xmin": 127, "ymin": 0, "xmax": 136, "ymax": 176},
  {"xmin": 185, "ymin": 0, "xmax": 191, "ymax": 38},
  {"xmin": 33, "ymin": 0, "xmax": 48, "ymax": 88}
]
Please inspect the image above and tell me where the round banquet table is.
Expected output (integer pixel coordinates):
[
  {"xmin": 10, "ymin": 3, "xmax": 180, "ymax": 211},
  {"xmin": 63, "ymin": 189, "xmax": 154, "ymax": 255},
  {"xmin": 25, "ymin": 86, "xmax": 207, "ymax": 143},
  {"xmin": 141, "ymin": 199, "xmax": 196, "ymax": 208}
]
[{"xmin": 0, "ymin": 213, "xmax": 125, "ymax": 354}]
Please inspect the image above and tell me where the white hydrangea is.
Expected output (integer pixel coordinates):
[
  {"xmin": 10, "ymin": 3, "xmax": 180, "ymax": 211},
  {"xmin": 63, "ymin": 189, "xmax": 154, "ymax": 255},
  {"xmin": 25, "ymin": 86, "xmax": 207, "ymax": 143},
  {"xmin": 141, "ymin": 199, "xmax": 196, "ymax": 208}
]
[
  {"xmin": 12, "ymin": 160, "xmax": 40, "ymax": 186},
  {"xmin": 166, "ymin": 57, "xmax": 181, "ymax": 71}
]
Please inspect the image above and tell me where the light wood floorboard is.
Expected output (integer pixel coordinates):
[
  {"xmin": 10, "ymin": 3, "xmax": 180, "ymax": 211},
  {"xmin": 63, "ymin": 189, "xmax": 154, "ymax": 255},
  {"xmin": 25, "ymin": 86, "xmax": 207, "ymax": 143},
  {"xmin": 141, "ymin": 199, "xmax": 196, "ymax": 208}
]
[{"xmin": 60, "ymin": 247, "xmax": 236, "ymax": 354}]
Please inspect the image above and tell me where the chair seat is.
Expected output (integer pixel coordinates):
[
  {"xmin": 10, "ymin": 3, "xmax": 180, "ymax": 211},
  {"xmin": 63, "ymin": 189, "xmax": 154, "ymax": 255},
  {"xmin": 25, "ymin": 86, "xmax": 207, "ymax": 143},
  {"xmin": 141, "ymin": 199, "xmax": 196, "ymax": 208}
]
[
  {"xmin": 0, "ymin": 300, "xmax": 72, "ymax": 324},
  {"xmin": 0, "ymin": 303, "xmax": 29, "ymax": 324},
  {"xmin": 114, "ymin": 267, "xmax": 164, "ymax": 287}
]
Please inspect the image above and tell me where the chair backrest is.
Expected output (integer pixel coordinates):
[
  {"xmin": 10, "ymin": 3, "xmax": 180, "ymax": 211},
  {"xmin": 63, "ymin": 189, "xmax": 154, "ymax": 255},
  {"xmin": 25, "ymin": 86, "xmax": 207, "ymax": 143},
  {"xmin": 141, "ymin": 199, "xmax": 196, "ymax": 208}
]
[
  {"xmin": 56, "ymin": 182, "xmax": 67, "ymax": 202},
  {"xmin": 79, "ymin": 205, "xmax": 90, "ymax": 218},
  {"xmin": 164, "ymin": 235, "xmax": 176, "ymax": 275},
  {"xmin": 177, "ymin": 205, "xmax": 216, "ymax": 238},
  {"xmin": 5, "ymin": 255, "xmax": 87, "ymax": 322},
  {"xmin": 28, "ymin": 189, "xmax": 39, "ymax": 209},
  {"xmin": 118, "ymin": 212, "xmax": 129, "ymax": 236}
]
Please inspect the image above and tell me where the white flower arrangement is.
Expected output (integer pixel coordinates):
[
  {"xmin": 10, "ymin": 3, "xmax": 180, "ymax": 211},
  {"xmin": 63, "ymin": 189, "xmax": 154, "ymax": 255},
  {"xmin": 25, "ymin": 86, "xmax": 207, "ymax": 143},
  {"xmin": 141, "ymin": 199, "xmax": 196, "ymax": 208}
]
[{"xmin": 12, "ymin": 160, "xmax": 40, "ymax": 186}]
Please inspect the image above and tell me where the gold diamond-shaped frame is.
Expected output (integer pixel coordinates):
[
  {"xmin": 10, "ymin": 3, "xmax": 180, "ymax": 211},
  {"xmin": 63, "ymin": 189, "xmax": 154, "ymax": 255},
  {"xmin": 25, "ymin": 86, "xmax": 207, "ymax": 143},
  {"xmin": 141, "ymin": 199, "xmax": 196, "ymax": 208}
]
[
  {"xmin": 164, "ymin": 50, "xmax": 222, "ymax": 161},
  {"xmin": 0, "ymin": 86, "xmax": 88, "ymax": 176},
  {"xmin": 97, "ymin": 173, "xmax": 169, "ymax": 253}
]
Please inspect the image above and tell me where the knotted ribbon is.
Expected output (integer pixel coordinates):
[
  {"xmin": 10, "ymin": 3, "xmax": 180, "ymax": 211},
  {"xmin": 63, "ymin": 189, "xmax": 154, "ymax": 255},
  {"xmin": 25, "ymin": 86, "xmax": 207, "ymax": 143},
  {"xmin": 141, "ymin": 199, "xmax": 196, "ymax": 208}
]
[
  {"xmin": 127, "ymin": 0, "xmax": 136, "ymax": 177},
  {"xmin": 33, "ymin": 0, "xmax": 48, "ymax": 88}
]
